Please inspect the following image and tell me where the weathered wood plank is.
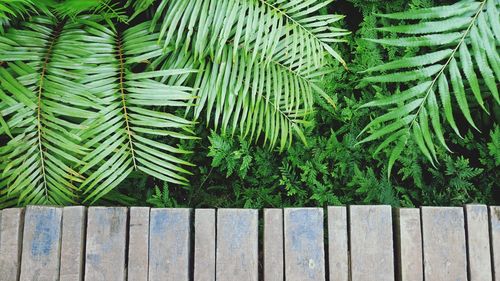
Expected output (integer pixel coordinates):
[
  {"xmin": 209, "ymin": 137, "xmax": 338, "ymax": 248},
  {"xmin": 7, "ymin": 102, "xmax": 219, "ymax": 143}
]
[
  {"xmin": 20, "ymin": 206, "xmax": 63, "ymax": 281},
  {"xmin": 194, "ymin": 209, "xmax": 215, "ymax": 281},
  {"xmin": 149, "ymin": 208, "xmax": 191, "ymax": 281},
  {"xmin": 284, "ymin": 208, "xmax": 326, "ymax": 281},
  {"xmin": 489, "ymin": 206, "xmax": 500, "ymax": 281},
  {"xmin": 0, "ymin": 208, "xmax": 24, "ymax": 281},
  {"xmin": 395, "ymin": 208, "xmax": 423, "ymax": 281},
  {"xmin": 465, "ymin": 205, "xmax": 492, "ymax": 281},
  {"xmin": 349, "ymin": 205, "xmax": 394, "ymax": 281},
  {"xmin": 216, "ymin": 209, "xmax": 258, "ymax": 281},
  {"xmin": 264, "ymin": 209, "xmax": 283, "ymax": 281},
  {"xmin": 84, "ymin": 207, "xmax": 127, "ymax": 281},
  {"xmin": 59, "ymin": 206, "xmax": 86, "ymax": 281},
  {"xmin": 327, "ymin": 206, "xmax": 348, "ymax": 281},
  {"xmin": 421, "ymin": 207, "xmax": 467, "ymax": 281},
  {"xmin": 128, "ymin": 207, "xmax": 150, "ymax": 281}
]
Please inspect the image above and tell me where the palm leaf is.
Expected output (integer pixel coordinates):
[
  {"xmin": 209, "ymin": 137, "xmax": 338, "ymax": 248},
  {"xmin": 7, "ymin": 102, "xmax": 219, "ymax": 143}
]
[{"xmin": 359, "ymin": 0, "xmax": 500, "ymax": 176}]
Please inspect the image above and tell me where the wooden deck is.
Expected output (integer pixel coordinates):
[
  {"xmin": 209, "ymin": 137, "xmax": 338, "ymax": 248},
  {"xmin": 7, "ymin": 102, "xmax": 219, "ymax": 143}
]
[{"xmin": 0, "ymin": 205, "xmax": 497, "ymax": 281}]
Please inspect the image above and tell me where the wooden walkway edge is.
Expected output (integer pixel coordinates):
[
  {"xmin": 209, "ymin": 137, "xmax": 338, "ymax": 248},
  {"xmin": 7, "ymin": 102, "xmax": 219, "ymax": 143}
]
[{"xmin": 0, "ymin": 204, "xmax": 497, "ymax": 281}]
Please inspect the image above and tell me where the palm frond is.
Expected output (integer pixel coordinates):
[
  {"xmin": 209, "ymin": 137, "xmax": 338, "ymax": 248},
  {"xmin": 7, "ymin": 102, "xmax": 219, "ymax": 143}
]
[
  {"xmin": 151, "ymin": 0, "xmax": 348, "ymax": 149},
  {"xmin": 0, "ymin": 16, "xmax": 99, "ymax": 206},
  {"xmin": 75, "ymin": 20, "xmax": 197, "ymax": 203},
  {"xmin": 359, "ymin": 0, "xmax": 500, "ymax": 176}
]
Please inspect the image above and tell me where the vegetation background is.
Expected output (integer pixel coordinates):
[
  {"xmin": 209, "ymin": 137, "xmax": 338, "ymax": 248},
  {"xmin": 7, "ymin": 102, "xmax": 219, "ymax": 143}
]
[
  {"xmin": 135, "ymin": 0, "xmax": 500, "ymax": 208},
  {"xmin": 0, "ymin": 0, "xmax": 498, "ymax": 208}
]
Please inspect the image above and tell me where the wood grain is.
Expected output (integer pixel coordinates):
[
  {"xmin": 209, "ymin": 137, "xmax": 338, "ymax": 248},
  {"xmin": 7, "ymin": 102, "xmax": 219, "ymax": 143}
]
[
  {"xmin": 128, "ymin": 207, "xmax": 150, "ymax": 281},
  {"xmin": 84, "ymin": 207, "xmax": 127, "ymax": 281},
  {"xmin": 349, "ymin": 205, "xmax": 394, "ymax": 281},
  {"xmin": 149, "ymin": 208, "xmax": 191, "ymax": 281},
  {"xmin": 395, "ymin": 208, "xmax": 423, "ymax": 281},
  {"xmin": 421, "ymin": 207, "xmax": 467, "ymax": 281},
  {"xmin": 284, "ymin": 208, "xmax": 326, "ymax": 281},
  {"xmin": 264, "ymin": 209, "xmax": 283, "ymax": 281},
  {"xmin": 216, "ymin": 209, "xmax": 258, "ymax": 281},
  {"xmin": 59, "ymin": 206, "xmax": 86, "ymax": 281},
  {"xmin": 328, "ymin": 206, "xmax": 348, "ymax": 281},
  {"xmin": 194, "ymin": 209, "xmax": 216, "ymax": 281},
  {"xmin": 489, "ymin": 206, "xmax": 500, "ymax": 281},
  {"xmin": 20, "ymin": 206, "xmax": 63, "ymax": 281},
  {"xmin": 0, "ymin": 208, "xmax": 24, "ymax": 281}
]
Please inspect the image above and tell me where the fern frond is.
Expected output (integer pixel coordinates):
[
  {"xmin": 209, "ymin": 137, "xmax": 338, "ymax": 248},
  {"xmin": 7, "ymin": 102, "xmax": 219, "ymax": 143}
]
[
  {"xmin": 359, "ymin": 0, "xmax": 500, "ymax": 176},
  {"xmin": 0, "ymin": 16, "xmax": 99, "ymax": 206},
  {"xmin": 75, "ymin": 20, "xmax": 197, "ymax": 203}
]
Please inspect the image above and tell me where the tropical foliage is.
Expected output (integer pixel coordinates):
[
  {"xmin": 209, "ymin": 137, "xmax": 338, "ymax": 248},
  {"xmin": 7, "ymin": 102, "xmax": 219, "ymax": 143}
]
[
  {"xmin": 0, "ymin": 0, "xmax": 498, "ymax": 208},
  {"xmin": 358, "ymin": 0, "xmax": 500, "ymax": 177},
  {"xmin": 0, "ymin": 0, "xmax": 348, "ymax": 206}
]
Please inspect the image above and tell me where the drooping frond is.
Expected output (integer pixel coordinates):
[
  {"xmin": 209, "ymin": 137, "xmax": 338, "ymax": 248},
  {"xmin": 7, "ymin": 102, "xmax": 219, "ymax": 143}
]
[
  {"xmin": 0, "ymin": 16, "xmax": 100, "ymax": 207},
  {"xmin": 75, "ymin": 20, "xmax": 197, "ymax": 203},
  {"xmin": 359, "ymin": 0, "xmax": 500, "ymax": 177},
  {"xmin": 150, "ymin": 0, "xmax": 348, "ymax": 148}
]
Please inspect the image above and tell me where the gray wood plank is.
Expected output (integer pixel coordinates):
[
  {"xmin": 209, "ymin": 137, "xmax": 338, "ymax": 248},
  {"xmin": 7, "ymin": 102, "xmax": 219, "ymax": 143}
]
[
  {"xmin": 421, "ymin": 207, "xmax": 467, "ymax": 281},
  {"xmin": 0, "ymin": 208, "xmax": 24, "ymax": 281},
  {"xmin": 466, "ymin": 205, "xmax": 492, "ymax": 281},
  {"xmin": 284, "ymin": 208, "xmax": 326, "ymax": 281},
  {"xmin": 349, "ymin": 205, "xmax": 394, "ymax": 281},
  {"xmin": 149, "ymin": 208, "xmax": 191, "ymax": 281},
  {"xmin": 59, "ymin": 206, "xmax": 86, "ymax": 281},
  {"xmin": 128, "ymin": 207, "xmax": 150, "ymax": 281},
  {"xmin": 19, "ymin": 206, "xmax": 63, "ymax": 281},
  {"xmin": 194, "ymin": 209, "xmax": 215, "ymax": 281},
  {"xmin": 395, "ymin": 208, "xmax": 423, "ymax": 281},
  {"xmin": 489, "ymin": 206, "xmax": 500, "ymax": 281},
  {"xmin": 328, "ymin": 206, "xmax": 348, "ymax": 281},
  {"xmin": 264, "ymin": 209, "xmax": 283, "ymax": 281},
  {"xmin": 216, "ymin": 209, "xmax": 258, "ymax": 281},
  {"xmin": 84, "ymin": 207, "xmax": 127, "ymax": 281}
]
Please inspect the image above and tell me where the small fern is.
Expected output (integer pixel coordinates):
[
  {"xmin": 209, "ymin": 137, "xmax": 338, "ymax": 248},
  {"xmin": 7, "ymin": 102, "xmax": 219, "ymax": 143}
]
[{"xmin": 358, "ymin": 0, "xmax": 500, "ymax": 177}]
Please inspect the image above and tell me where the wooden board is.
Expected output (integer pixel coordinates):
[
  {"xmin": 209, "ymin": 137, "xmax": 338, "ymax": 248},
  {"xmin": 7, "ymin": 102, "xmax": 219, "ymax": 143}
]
[
  {"xmin": 19, "ymin": 206, "xmax": 63, "ymax": 281},
  {"xmin": 216, "ymin": 209, "xmax": 258, "ymax": 281},
  {"xmin": 84, "ymin": 207, "xmax": 127, "ymax": 281},
  {"xmin": 421, "ymin": 207, "xmax": 467, "ymax": 281},
  {"xmin": 264, "ymin": 209, "xmax": 283, "ymax": 281},
  {"xmin": 128, "ymin": 207, "xmax": 150, "ymax": 281},
  {"xmin": 327, "ymin": 206, "xmax": 348, "ymax": 281},
  {"xmin": 489, "ymin": 206, "xmax": 500, "ymax": 281},
  {"xmin": 149, "ymin": 208, "xmax": 191, "ymax": 281},
  {"xmin": 465, "ymin": 205, "xmax": 492, "ymax": 281},
  {"xmin": 0, "ymin": 208, "xmax": 24, "ymax": 281},
  {"xmin": 349, "ymin": 205, "xmax": 394, "ymax": 281},
  {"xmin": 194, "ymin": 209, "xmax": 215, "ymax": 281},
  {"xmin": 59, "ymin": 206, "xmax": 86, "ymax": 281},
  {"xmin": 284, "ymin": 208, "xmax": 326, "ymax": 281},
  {"xmin": 395, "ymin": 208, "xmax": 423, "ymax": 281}
]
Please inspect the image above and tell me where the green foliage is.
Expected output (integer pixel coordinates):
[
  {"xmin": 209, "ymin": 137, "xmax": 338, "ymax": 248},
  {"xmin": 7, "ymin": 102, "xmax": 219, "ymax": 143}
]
[{"xmin": 359, "ymin": 0, "xmax": 500, "ymax": 176}]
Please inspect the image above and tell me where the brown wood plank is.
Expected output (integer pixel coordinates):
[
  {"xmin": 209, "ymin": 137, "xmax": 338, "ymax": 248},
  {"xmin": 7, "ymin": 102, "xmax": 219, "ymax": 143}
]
[
  {"xmin": 0, "ymin": 208, "xmax": 24, "ymax": 281},
  {"xmin": 349, "ymin": 205, "xmax": 394, "ymax": 281},
  {"xmin": 216, "ymin": 209, "xmax": 258, "ymax": 281},
  {"xmin": 264, "ymin": 209, "xmax": 283, "ymax": 281},
  {"xmin": 395, "ymin": 208, "xmax": 423, "ymax": 281},
  {"xmin": 128, "ymin": 207, "xmax": 150, "ymax": 281},
  {"xmin": 194, "ymin": 209, "xmax": 215, "ymax": 281},
  {"xmin": 149, "ymin": 208, "xmax": 191, "ymax": 281},
  {"xmin": 19, "ymin": 206, "xmax": 63, "ymax": 281},
  {"xmin": 465, "ymin": 205, "xmax": 492, "ymax": 281},
  {"xmin": 489, "ymin": 206, "xmax": 500, "ymax": 281},
  {"xmin": 327, "ymin": 206, "xmax": 348, "ymax": 281},
  {"xmin": 421, "ymin": 207, "xmax": 467, "ymax": 281},
  {"xmin": 284, "ymin": 208, "xmax": 326, "ymax": 281},
  {"xmin": 59, "ymin": 206, "xmax": 86, "ymax": 281},
  {"xmin": 84, "ymin": 207, "xmax": 127, "ymax": 281}
]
